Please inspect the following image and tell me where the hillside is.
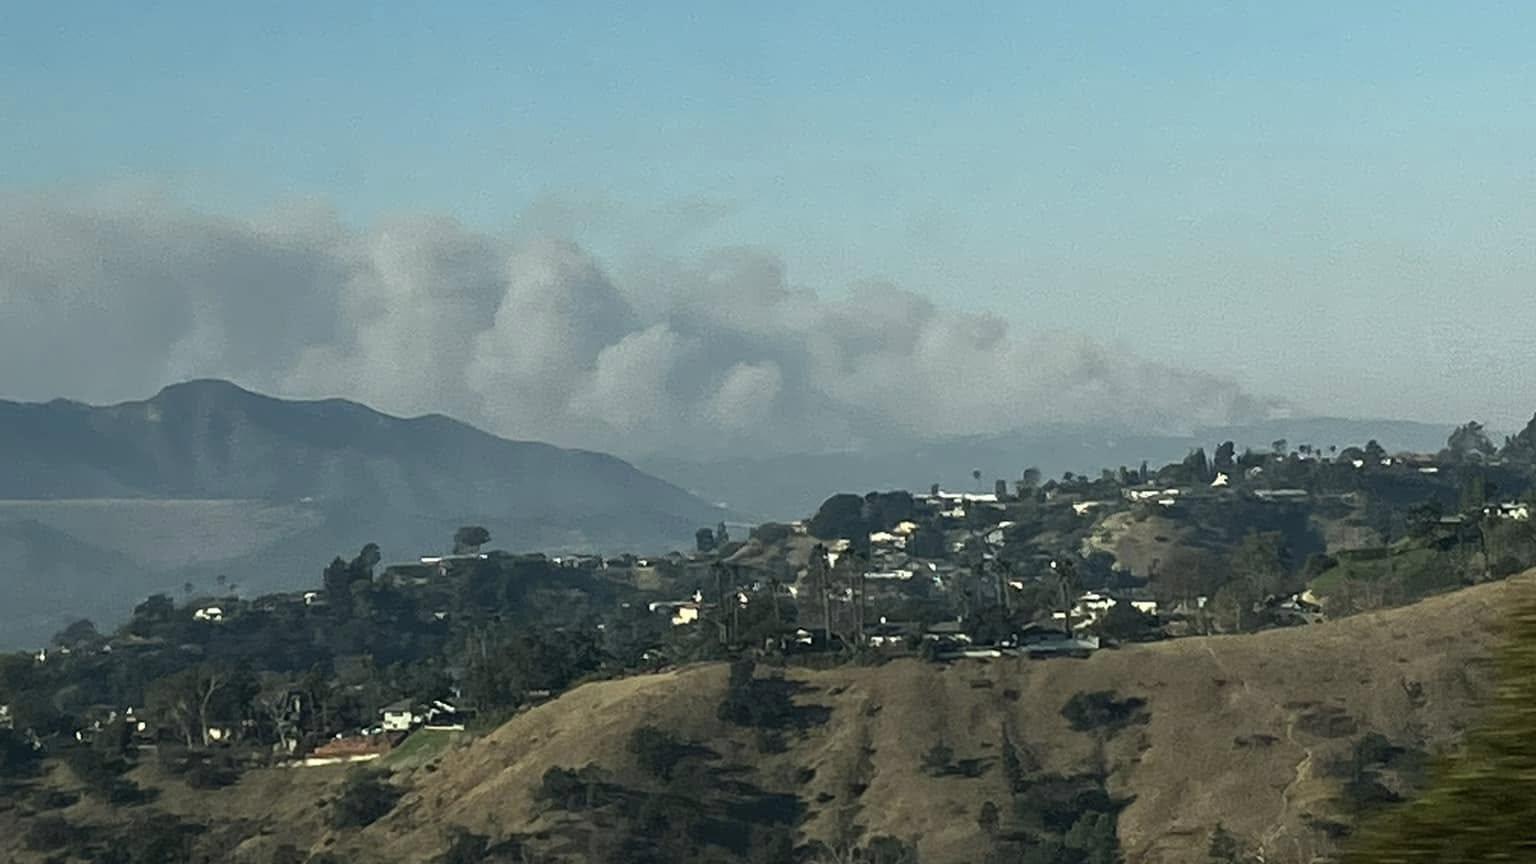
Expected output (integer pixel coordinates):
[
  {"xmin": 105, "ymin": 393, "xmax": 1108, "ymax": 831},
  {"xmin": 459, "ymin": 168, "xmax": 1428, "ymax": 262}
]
[
  {"xmin": 0, "ymin": 380, "xmax": 726, "ymax": 646},
  {"xmin": 0, "ymin": 518, "xmax": 152, "ymax": 650},
  {"xmin": 646, "ymin": 418, "xmax": 1456, "ymax": 520},
  {"xmin": 8, "ymin": 575, "xmax": 1524, "ymax": 864}
]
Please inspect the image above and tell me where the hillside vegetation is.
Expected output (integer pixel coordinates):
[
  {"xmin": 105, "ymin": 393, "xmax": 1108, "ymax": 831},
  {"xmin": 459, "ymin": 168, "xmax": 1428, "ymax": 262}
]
[{"xmin": 4, "ymin": 574, "xmax": 1524, "ymax": 864}]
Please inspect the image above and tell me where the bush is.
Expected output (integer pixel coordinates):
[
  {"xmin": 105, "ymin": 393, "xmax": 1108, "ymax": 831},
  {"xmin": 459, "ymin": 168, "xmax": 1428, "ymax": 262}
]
[
  {"xmin": 628, "ymin": 725, "xmax": 689, "ymax": 781},
  {"xmin": 0, "ymin": 729, "xmax": 43, "ymax": 779},
  {"xmin": 978, "ymin": 800, "xmax": 1000, "ymax": 835},
  {"xmin": 718, "ymin": 659, "xmax": 799, "ymax": 729},
  {"xmin": 535, "ymin": 765, "xmax": 611, "ymax": 812},
  {"xmin": 25, "ymin": 815, "xmax": 73, "ymax": 851},
  {"xmin": 329, "ymin": 769, "xmax": 401, "ymax": 829},
  {"xmin": 438, "ymin": 827, "xmax": 491, "ymax": 864},
  {"xmin": 1061, "ymin": 690, "xmax": 1148, "ymax": 734},
  {"xmin": 186, "ymin": 751, "xmax": 243, "ymax": 789},
  {"xmin": 920, "ymin": 743, "xmax": 954, "ymax": 776},
  {"xmin": 1097, "ymin": 602, "xmax": 1160, "ymax": 643}
]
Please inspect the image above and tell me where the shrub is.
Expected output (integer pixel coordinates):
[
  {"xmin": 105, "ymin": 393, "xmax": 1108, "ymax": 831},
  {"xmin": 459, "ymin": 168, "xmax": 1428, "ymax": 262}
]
[
  {"xmin": 25, "ymin": 815, "xmax": 73, "ymax": 851},
  {"xmin": 978, "ymin": 800, "xmax": 1000, "ymax": 835},
  {"xmin": 920, "ymin": 743, "xmax": 954, "ymax": 776},
  {"xmin": 329, "ymin": 769, "xmax": 401, "ymax": 829},
  {"xmin": 535, "ymin": 765, "xmax": 611, "ymax": 812},
  {"xmin": 628, "ymin": 725, "xmax": 689, "ymax": 781},
  {"xmin": 186, "ymin": 751, "xmax": 243, "ymax": 789},
  {"xmin": 1061, "ymin": 690, "xmax": 1148, "ymax": 734},
  {"xmin": 438, "ymin": 827, "xmax": 491, "ymax": 864}
]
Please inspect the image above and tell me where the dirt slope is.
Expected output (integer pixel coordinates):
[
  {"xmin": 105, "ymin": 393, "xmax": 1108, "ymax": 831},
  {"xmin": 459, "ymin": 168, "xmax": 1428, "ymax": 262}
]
[
  {"xmin": 342, "ymin": 576, "xmax": 1523, "ymax": 863},
  {"xmin": 6, "ymin": 575, "xmax": 1527, "ymax": 864}
]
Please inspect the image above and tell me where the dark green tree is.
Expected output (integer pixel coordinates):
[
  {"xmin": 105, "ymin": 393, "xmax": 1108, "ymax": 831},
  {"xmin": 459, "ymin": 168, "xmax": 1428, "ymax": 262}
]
[
  {"xmin": 453, "ymin": 526, "xmax": 491, "ymax": 554},
  {"xmin": 1445, "ymin": 421, "xmax": 1497, "ymax": 462}
]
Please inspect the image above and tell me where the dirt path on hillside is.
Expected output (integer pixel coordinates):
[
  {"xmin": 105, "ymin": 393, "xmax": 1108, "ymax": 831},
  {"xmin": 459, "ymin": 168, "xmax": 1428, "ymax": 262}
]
[{"xmin": 1200, "ymin": 639, "xmax": 1315, "ymax": 862}]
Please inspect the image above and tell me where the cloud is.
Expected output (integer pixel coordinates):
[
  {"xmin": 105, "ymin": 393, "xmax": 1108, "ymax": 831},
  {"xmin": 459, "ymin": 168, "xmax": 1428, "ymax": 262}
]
[{"xmin": 0, "ymin": 192, "xmax": 1279, "ymax": 457}]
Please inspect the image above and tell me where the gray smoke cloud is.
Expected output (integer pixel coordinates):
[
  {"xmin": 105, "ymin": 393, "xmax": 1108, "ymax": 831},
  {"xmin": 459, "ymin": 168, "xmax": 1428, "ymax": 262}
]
[{"xmin": 0, "ymin": 193, "xmax": 1278, "ymax": 458}]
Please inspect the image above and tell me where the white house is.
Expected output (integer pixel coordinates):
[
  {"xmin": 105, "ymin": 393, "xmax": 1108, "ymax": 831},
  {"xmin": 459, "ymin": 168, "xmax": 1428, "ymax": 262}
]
[
  {"xmin": 648, "ymin": 594, "xmax": 704, "ymax": 627},
  {"xmin": 1485, "ymin": 502, "xmax": 1532, "ymax": 521},
  {"xmin": 1123, "ymin": 487, "xmax": 1183, "ymax": 502},
  {"xmin": 380, "ymin": 700, "xmax": 421, "ymax": 733},
  {"xmin": 1072, "ymin": 501, "xmax": 1109, "ymax": 516},
  {"xmin": 193, "ymin": 606, "xmax": 225, "ymax": 623},
  {"xmin": 865, "ymin": 569, "xmax": 914, "ymax": 581},
  {"xmin": 0, "ymin": 704, "xmax": 11, "ymax": 730},
  {"xmin": 1253, "ymin": 488, "xmax": 1309, "ymax": 502},
  {"xmin": 1211, "ymin": 472, "xmax": 1230, "ymax": 488}
]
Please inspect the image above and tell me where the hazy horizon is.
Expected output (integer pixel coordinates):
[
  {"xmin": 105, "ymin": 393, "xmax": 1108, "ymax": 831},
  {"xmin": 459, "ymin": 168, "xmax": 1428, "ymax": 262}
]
[{"xmin": 5, "ymin": 3, "xmax": 1534, "ymax": 456}]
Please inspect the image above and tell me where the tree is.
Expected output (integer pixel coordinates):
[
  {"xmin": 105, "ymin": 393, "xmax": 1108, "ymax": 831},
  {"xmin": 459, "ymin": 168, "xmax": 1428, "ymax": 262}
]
[
  {"xmin": 908, "ymin": 525, "xmax": 946, "ymax": 559},
  {"xmin": 1097, "ymin": 600, "xmax": 1159, "ymax": 642},
  {"xmin": 1182, "ymin": 447, "xmax": 1211, "ymax": 483},
  {"xmin": 807, "ymin": 494, "xmax": 867, "ymax": 542},
  {"xmin": 972, "ymin": 468, "xmax": 983, "ymax": 491},
  {"xmin": 1022, "ymin": 467, "xmax": 1042, "ymax": 489},
  {"xmin": 132, "ymin": 593, "xmax": 176, "ymax": 625},
  {"xmin": 695, "ymin": 527, "xmax": 717, "ymax": 554},
  {"xmin": 145, "ymin": 664, "xmax": 257, "ymax": 748},
  {"xmin": 716, "ymin": 521, "xmax": 731, "ymax": 546},
  {"xmin": 52, "ymin": 618, "xmax": 101, "ymax": 650},
  {"xmin": 1272, "ymin": 439, "xmax": 1288, "ymax": 457},
  {"xmin": 1364, "ymin": 439, "xmax": 1388, "ymax": 464},
  {"xmin": 453, "ymin": 526, "xmax": 491, "ymax": 554},
  {"xmin": 1500, "ymin": 413, "xmax": 1536, "ymax": 464},
  {"xmin": 350, "ymin": 542, "xmax": 382, "ymax": 578},
  {"xmin": 1231, "ymin": 531, "xmax": 1289, "ymax": 602},
  {"xmin": 1445, "ymin": 421, "xmax": 1497, "ymax": 462},
  {"xmin": 1214, "ymin": 441, "xmax": 1237, "ymax": 472}
]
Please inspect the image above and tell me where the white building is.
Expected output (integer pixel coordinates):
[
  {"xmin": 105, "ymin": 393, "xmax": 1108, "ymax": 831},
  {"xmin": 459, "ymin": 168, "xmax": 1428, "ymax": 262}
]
[
  {"xmin": 1485, "ymin": 502, "xmax": 1532, "ymax": 521},
  {"xmin": 193, "ymin": 606, "xmax": 225, "ymax": 623},
  {"xmin": 380, "ymin": 700, "xmax": 420, "ymax": 733}
]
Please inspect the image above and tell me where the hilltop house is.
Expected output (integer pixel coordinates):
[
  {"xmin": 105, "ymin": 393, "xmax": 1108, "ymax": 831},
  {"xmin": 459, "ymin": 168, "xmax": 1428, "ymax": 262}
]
[
  {"xmin": 380, "ymin": 700, "xmax": 421, "ymax": 733},
  {"xmin": 1485, "ymin": 502, "xmax": 1532, "ymax": 521},
  {"xmin": 193, "ymin": 605, "xmax": 225, "ymax": 623},
  {"xmin": 380, "ymin": 699, "xmax": 467, "ymax": 733},
  {"xmin": 649, "ymin": 591, "xmax": 706, "ymax": 627}
]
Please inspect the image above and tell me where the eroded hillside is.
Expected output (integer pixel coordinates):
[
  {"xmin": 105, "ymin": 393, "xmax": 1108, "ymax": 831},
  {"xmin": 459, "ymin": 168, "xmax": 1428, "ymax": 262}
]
[{"xmin": 5, "ymin": 575, "xmax": 1527, "ymax": 864}]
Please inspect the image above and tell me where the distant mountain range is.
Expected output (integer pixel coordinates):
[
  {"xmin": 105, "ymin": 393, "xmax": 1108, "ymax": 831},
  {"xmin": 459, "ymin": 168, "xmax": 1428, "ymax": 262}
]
[
  {"xmin": 644, "ymin": 417, "xmax": 1460, "ymax": 520},
  {"xmin": 0, "ymin": 380, "xmax": 727, "ymax": 648}
]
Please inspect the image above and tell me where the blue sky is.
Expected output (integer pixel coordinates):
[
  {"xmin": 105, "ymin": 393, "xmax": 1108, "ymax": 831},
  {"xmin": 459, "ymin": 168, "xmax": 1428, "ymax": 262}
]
[{"xmin": 5, "ymin": 2, "xmax": 1536, "ymax": 426}]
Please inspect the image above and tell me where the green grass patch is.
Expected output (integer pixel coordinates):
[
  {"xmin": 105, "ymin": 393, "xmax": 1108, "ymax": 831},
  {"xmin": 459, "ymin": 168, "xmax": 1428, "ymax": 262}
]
[{"xmin": 380, "ymin": 729, "xmax": 457, "ymax": 769}]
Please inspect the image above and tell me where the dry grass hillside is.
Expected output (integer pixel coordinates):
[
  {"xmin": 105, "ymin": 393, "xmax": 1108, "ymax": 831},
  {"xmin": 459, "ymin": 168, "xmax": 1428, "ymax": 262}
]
[{"xmin": 6, "ymin": 574, "xmax": 1530, "ymax": 864}]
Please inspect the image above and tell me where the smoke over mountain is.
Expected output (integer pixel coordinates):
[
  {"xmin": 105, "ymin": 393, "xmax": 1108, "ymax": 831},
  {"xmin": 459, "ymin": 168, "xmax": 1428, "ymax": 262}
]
[{"xmin": 0, "ymin": 193, "xmax": 1277, "ymax": 457}]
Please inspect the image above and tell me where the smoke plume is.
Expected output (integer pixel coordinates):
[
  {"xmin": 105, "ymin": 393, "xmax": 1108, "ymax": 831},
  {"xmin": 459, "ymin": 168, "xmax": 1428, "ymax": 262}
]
[{"xmin": 0, "ymin": 193, "xmax": 1276, "ymax": 457}]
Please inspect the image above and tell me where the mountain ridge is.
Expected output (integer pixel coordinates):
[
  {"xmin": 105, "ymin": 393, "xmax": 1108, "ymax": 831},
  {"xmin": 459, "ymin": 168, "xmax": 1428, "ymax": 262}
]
[{"xmin": 0, "ymin": 379, "xmax": 726, "ymax": 647}]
